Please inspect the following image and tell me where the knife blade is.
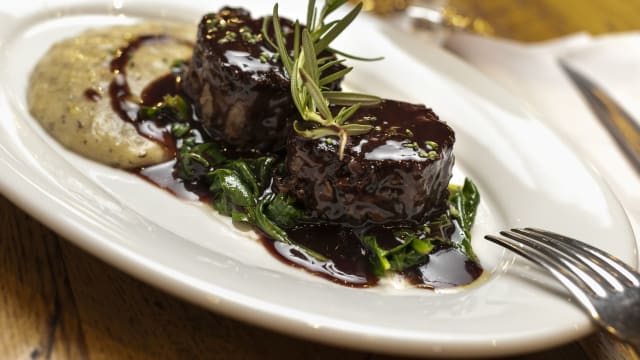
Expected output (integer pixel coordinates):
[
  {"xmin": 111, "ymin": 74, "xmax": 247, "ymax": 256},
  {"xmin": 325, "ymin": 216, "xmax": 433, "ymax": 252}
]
[{"xmin": 560, "ymin": 62, "xmax": 640, "ymax": 174}]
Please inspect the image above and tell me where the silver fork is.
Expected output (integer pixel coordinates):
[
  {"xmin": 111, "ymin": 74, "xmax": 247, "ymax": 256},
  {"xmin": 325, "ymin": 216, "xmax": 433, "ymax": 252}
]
[{"xmin": 485, "ymin": 228, "xmax": 640, "ymax": 350}]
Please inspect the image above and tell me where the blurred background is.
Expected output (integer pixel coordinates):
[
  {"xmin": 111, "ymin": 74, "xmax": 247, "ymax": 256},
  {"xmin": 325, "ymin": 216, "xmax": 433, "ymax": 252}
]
[{"xmin": 353, "ymin": 0, "xmax": 640, "ymax": 41}]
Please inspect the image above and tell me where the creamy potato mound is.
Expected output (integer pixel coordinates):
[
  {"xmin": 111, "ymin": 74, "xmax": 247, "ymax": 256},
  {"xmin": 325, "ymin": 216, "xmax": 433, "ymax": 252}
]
[{"xmin": 28, "ymin": 22, "xmax": 194, "ymax": 168}]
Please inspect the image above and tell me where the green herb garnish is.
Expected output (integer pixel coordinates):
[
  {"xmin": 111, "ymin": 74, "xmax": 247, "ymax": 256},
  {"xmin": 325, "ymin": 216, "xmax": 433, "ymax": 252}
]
[
  {"xmin": 171, "ymin": 122, "xmax": 191, "ymax": 138},
  {"xmin": 404, "ymin": 141, "xmax": 419, "ymax": 150},
  {"xmin": 168, "ymin": 128, "xmax": 323, "ymax": 260},
  {"xmin": 170, "ymin": 59, "xmax": 186, "ymax": 68},
  {"xmin": 207, "ymin": 158, "xmax": 326, "ymax": 261},
  {"xmin": 361, "ymin": 227, "xmax": 437, "ymax": 276},
  {"xmin": 137, "ymin": 3, "xmax": 482, "ymax": 281},
  {"xmin": 206, "ymin": 17, "xmax": 227, "ymax": 32},
  {"xmin": 259, "ymin": 51, "xmax": 271, "ymax": 63},
  {"xmin": 361, "ymin": 178, "xmax": 481, "ymax": 276},
  {"xmin": 425, "ymin": 140, "xmax": 439, "ymax": 149},
  {"xmin": 176, "ymin": 137, "xmax": 225, "ymax": 181},
  {"xmin": 266, "ymin": 0, "xmax": 382, "ymax": 159},
  {"xmin": 218, "ymin": 30, "xmax": 237, "ymax": 44},
  {"xmin": 239, "ymin": 26, "xmax": 262, "ymax": 44},
  {"xmin": 263, "ymin": 193, "xmax": 306, "ymax": 229},
  {"xmin": 449, "ymin": 178, "xmax": 480, "ymax": 260},
  {"xmin": 449, "ymin": 178, "xmax": 480, "ymax": 238},
  {"xmin": 138, "ymin": 95, "xmax": 190, "ymax": 123}
]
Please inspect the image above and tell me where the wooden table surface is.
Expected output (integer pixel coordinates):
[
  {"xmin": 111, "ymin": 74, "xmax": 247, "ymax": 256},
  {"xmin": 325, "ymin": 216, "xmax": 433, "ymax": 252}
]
[{"xmin": 2, "ymin": 1, "xmax": 640, "ymax": 359}]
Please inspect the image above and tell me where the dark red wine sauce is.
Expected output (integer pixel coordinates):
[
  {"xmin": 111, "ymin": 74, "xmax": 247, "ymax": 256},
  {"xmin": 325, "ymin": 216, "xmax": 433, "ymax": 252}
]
[{"xmin": 106, "ymin": 35, "xmax": 483, "ymax": 289}]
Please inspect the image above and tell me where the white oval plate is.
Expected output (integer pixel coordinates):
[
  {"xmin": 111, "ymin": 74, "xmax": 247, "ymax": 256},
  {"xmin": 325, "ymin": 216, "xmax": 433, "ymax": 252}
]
[{"xmin": 0, "ymin": 0, "xmax": 636, "ymax": 357}]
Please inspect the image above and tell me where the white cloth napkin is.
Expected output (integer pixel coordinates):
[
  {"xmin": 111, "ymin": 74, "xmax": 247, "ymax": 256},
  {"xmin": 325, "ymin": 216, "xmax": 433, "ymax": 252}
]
[{"xmin": 444, "ymin": 32, "xmax": 640, "ymax": 257}]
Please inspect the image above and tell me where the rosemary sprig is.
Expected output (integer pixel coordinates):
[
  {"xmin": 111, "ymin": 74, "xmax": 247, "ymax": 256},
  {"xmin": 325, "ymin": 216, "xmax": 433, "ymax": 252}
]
[{"xmin": 266, "ymin": 0, "xmax": 381, "ymax": 159}]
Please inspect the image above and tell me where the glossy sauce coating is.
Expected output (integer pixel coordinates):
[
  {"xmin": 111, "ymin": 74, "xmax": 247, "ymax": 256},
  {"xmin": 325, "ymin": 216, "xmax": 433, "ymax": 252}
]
[
  {"xmin": 132, "ymin": 71, "xmax": 481, "ymax": 289},
  {"xmin": 109, "ymin": 35, "xmax": 192, "ymax": 146},
  {"xmin": 181, "ymin": 7, "xmax": 296, "ymax": 152},
  {"xmin": 182, "ymin": 7, "xmax": 344, "ymax": 152},
  {"xmin": 280, "ymin": 100, "xmax": 456, "ymax": 225},
  {"xmin": 105, "ymin": 23, "xmax": 481, "ymax": 290},
  {"xmin": 263, "ymin": 220, "xmax": 482, "ymax": 288},
  {"xmin": 261, "ymin": 224, "xmax": 378, "ymax": 287}
]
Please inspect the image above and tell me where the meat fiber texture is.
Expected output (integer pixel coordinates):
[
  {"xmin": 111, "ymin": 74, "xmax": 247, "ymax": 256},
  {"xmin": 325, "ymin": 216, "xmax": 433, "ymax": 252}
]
[
  {"xmin": 183, "ymin": 7, "xmax": 342, "ymax": 152},
  {"xmin": 277, "ymin": 100, "xmax": 455, "ymax": 226}
]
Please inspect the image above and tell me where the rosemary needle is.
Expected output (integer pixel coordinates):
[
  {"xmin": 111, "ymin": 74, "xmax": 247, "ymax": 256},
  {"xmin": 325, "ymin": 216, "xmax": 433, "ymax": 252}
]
[{"xmin": 265, "ymin": 0, "xmax": 381, "ymax": 159}]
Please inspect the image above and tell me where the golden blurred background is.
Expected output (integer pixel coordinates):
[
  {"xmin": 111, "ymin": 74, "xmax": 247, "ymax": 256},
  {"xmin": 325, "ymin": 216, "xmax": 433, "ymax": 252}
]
[{"xmin": 353, "ymin": 0, "xmax": 640, "ymax": 42}]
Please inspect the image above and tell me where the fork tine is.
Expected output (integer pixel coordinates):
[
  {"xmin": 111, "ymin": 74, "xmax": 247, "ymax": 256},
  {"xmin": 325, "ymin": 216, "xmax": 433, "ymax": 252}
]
[
  {"xmin": 489, "ymin": 229, "xmax": 640, "ymax": 348},
  {"xmin": 499, "ymin": 230, "xmax": 610, "ymax": 298},
  {"xmin": 524, "ymin": 228, "xmax": 640, "ymax": 287},
  {"xmin": 514, "ymin": 228, "xmax": 630, "ymax": 291},
  {"xmin": 485, "ymin": 234, "xmax": 599, "ymax": 318}
]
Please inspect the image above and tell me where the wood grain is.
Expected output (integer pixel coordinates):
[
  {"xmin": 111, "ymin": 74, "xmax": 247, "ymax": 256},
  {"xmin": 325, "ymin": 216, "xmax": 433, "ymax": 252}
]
[
  {"xmin": 0, "ymin": 196, "xmax": 88, "ymax": 359},
  {"xmin": 2, "ymin": 1, "xmax": 640, "ymax": 359},
  {"xmin": 0, "ymin": 194, "xmax": 624, "ymax": 360},
  {"xmin": 0, "ymin": 195, "xmax": 368, "ymax": 359}
]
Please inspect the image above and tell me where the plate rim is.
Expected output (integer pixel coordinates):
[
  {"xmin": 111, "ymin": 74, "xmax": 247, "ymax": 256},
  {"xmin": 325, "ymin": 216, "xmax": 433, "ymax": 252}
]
[{"xmin": 0, "ymin": 1, "xmax": 637, "ymax": 357}]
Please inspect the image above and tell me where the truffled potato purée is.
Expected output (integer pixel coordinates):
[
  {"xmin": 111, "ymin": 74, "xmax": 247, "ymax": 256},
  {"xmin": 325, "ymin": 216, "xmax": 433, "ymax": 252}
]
[{"xmin": 28, "ymin": 22, "xmax": 194, "ymax": 168}]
